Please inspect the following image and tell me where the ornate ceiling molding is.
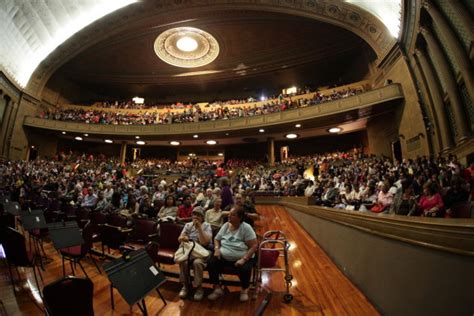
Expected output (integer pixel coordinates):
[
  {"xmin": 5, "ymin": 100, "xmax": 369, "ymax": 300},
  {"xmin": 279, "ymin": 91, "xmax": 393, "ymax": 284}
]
[
  {"xmin": 23, "ymin": 0, "xmax": 396, "ymax": 97},
  {"xmin": 154, "ymin": 27, "xmax": 220, "ymax": 68}
]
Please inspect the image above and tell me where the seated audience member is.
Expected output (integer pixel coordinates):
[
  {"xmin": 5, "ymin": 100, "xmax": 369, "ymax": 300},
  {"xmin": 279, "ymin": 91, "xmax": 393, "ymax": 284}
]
[
  {"xmin": 157, "ymin": 195, "xmax": 178, "ymax": 220},
  {"xmin": 81, "ymin": 187, "xmax": 98, "ymax": 208},
  {"xmin": 394, "ymin": 183, "xmax": 417, "ymax": 216},
  {"xmin": 207, "ymin": 208, "xmax": 257, "ymax": 302},
  {"xmin": 370, "ymin": 181, "xmax": 393, "ymax": 213},
  {"xmin": 94, "ymin": 191, "xmax": 111, "ymax": 212},
  {"xmin": 444, "ymin": 177, "xmax": 470, "ymax": 217},
  {"xmin": 177, "ymin": 195, "xmax": 194, "ymax": 222},
  {"xmin": 224, "ymin": 193, "xmax": 258, "ymax": 226},
  {"xmin": 177, "ymin": 207, "xmax": 212, "ymax": 301},
  {"xmin": 200, "ymin": 188, "xmax": 216, "ymax": 210},
  {"xmin": 418, "ymin": 182, "xmax": 444, "ymax": 217},
  {"xmin": 205, "ymin": 198, "xmax": 227, "ymax": 230}
]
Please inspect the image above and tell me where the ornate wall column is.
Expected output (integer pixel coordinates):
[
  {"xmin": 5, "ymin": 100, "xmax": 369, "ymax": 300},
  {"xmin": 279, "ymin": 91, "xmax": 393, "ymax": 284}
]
[
  {"xmin": 446, "ymin": 0, "xmax": 474, "ymax": 50},
  {"xmin": 0, "ymin": 96, "xmax": 13, "ymax": 158},
  {"xmin": 422, "ymin": 0, "xmax": 474, "ymax": 102},
  {"xmin": 267, "ymin": 137, "xmax": 275, "ymax": 166},
  {"xmin": 419, "ymin": 26, "xmax": 470, "ymax": 143},
  {"xmin": 414, "ymin": 48, "xmax": 453, "ymax": 152},
  {"xmin": 120, "ymin": 142, "xmax": 127, "ymax": 165}
]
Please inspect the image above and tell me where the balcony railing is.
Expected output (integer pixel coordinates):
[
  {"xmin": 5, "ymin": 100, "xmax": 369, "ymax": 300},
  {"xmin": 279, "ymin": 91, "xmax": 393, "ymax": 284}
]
[{"xmin": 24, "ymin": 84, "xmax": 403, "ymax": 136}]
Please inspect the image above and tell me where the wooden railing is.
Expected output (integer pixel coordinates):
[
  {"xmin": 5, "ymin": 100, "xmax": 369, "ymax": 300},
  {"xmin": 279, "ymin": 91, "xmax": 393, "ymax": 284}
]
[
  {"xmin": 259, "ymin": 197, "xmax": 474, "ymax": 256},
  {"xmin": 24, "ymin": 84, "xmax": 403, "ymax": 136}
]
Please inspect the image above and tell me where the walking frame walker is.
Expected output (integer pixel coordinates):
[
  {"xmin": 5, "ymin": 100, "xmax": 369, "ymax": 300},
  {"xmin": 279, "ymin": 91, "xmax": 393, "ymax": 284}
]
[{"xmin": 255, "ymin": 230, "xmax": 293, "ymax": 303}]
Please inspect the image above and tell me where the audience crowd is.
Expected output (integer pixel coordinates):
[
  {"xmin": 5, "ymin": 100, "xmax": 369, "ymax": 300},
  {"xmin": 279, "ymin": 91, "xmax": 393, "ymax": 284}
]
[
  {"xmin": 1, "ymin": 150, "xmax": 472, "ymax": 220},
  {"xmin": 1, "ymin": 149, "xmax": 472, "ymax": 301},
  {"xmin": 38, "ymin": 88, "xmax": 363, "ymax": 126}
]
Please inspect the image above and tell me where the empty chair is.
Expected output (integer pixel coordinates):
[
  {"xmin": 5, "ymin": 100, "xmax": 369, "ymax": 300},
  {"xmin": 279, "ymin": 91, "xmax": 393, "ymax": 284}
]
[
  {"xmin": 76, "ymin": 207, "xmax": 90, "ymax": 229},
  {"xmin": 129, "ymin": 218, "xmax": 159, "ymax": 245},
  {"xmin": 43, "ymin": 276, "xmax": 94, "ymax": 316},
  {"xmin": 60, "ymin": 221, "xmax": 101, "ymax": 278},
  {"xmin": 157, "ymin": 222, "xmax": 183, "ymax": 265}
]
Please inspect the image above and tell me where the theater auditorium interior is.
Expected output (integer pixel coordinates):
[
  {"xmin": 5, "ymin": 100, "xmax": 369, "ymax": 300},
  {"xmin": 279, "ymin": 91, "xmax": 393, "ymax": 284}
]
[{"xmin": 0, "ymin": 0, "xmax": 473, "ymax": 315}]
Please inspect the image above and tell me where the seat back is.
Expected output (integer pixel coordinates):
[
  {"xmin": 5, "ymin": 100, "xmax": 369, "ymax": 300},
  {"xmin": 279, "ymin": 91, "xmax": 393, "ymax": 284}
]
[
  {"xmin": 145, "ymin": 241, "xmax": 160, "ymax": 263},
  {"xmin": 131, "ymin": 219, "xmax": 158, "ymax": 243},
  {"xmin": 81, "ymin": 221, "xmax": 94, "ymax": 255},
  {"xmin": 101, "ymin": 224, "xmax": 126, "ymax": 250},
  {"xmin": 1, "ymin": 227, "xmax": 32, "ymax": 267},
  {"xmin": 43, "ymin": 276, "xmax": 94, "ymax": 316},
  {"xmin": 451, "ymin": 201, "xmax": 473, "ymax": 218},
  {"xmin": 158, "ymin": 222, "xmax": 183, "ymax": 250},
  {"xmin": 107, "ymin": 213, "xmax": 129, "ymax": 228}
]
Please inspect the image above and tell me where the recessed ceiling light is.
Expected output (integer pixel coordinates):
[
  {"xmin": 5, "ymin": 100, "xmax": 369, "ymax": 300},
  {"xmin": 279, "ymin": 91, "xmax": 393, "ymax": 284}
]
[
  {"xmin": 259, "ymin": 129, "xmax": 265, "ymax": 133},
  {"xmin": 285, "ymin": 133, "xmax": 298, "ymax": 139},
  {"xmin": 75, "ymin": 136, "xmax": 83, "ymax": 141},
  {"xmin": 189, "ymin": 153, "xmax": 196, "ymax": 157},
  {"xmin": 218, "ymin": 153, "xmax": 224, "ymax": 156},
  {"xmin": 61, "ymin": 131, "xmax": 66, "ymax": 135},
  {"xmin": 193, "ymin": 134, "xmax": 199, "ymax": 138},
  {"xmin": 84, "ymin": 133, "xmax": 88, "ymax": 137},
  {"xmin": 295, "ymin": 124, "xmax": 301, "ymax": 128},
  {"xmin": 31, "ymin": 145, "xmax": 35, "ymax": 149},
  {"xmin": 104, "ymin": 139, "xmax": 113, "ymax": 143},
  {"xmin": 176, "ymin": 36, "xmax": 198, "ymax": 52},
  {"xmin": 328, "ymin": 127, "xmax": 342, "ymax": 133},
  {"xmin": 136, "ymin": 140, "xmax": 146, "ymax": 145},
  {"xmin": 206, "ymin": 140, "xmax": 217, "ymax": 145},
  {"xmin": 170, "ymin": 141, "xmax": 181, "ymax": 146},
  {"xmin": 135, "ymin": 136, "xmax": 140, "ymax": 139},
  {"xmin": 225, "ymin": 133, "xmax": 229, "ymax": 136}
]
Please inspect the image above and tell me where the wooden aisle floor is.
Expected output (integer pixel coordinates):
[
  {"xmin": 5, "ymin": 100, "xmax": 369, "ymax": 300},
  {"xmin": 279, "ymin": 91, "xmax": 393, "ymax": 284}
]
[{"xmin": 0, "ymin": 205, "xmax": 379, "ymax": 315}]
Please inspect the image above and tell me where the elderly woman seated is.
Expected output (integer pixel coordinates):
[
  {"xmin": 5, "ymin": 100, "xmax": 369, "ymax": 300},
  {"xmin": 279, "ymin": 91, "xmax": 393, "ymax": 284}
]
[
  {"xmin": 207, "ymin": 207, "xmax": 258, "ymax": 302},
  {"xmin": 177, "ymin": 207, "xmax": 212, "ymax": 301}
]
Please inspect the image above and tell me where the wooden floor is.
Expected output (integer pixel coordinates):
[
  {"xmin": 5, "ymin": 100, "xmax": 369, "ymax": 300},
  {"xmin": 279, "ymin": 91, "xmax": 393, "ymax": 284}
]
[{"xmin": 0, "ymin": 205, "xmax": 379, "ymax": 315}]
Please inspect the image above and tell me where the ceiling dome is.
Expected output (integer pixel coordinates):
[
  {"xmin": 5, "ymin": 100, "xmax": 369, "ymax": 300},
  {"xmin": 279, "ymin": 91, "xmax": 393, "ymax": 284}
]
[{"xmin": 154, "ymin": 27, "xmax": 220, "ymax": 68}]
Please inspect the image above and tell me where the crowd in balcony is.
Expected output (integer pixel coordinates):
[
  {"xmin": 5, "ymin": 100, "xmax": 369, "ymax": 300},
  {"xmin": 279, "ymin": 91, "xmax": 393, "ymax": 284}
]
[
  {"xmin": 38, "ymin": 87, "xmax": 363, "ymax": 126},
  {"xmin": 1, "ymin": 149, "xmax": 472, "ymax": 220}
]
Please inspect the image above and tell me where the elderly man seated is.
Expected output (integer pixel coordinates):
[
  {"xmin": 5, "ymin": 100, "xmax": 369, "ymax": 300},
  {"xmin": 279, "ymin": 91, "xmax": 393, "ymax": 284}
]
[{"xmin": 177, "ymin": 207, "xmax": 212, "ymax": 301}]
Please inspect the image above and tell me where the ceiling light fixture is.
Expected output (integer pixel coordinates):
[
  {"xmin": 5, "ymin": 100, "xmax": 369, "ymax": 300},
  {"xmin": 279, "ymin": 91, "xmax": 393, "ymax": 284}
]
[
  {"xmin": 61, "ymin": 131, "xmax": 66, "ymax": 135},
  {"xmin": 104, "ymin": 139, "xmax": 113, "ymax": 143},
  {"xmin": 75, "ymin": 136, "xmax": 83, "ymax": 141},
  {"xmin": 84, "ymin": 133, "xmax": 89, "ymax": 137},
  {"xmin": 259, "ymin": 129, "xmax": 265, "ymax": 133},
  {"xmin": 170, "ymin": 141, "xmax": 181, "ymax": 146},
  {"xmin": 136, "ymin": 140, "xmax": 146, "ymax": 145},
  {"xmin": 285, "ymin": 133, "xmax": 298, "ymax": 139},
  {"xmin": 328, "ymin": 127, "xmax": 342, "ymax": 133},
  {"xmin": 295, "ymin": 124, "xmax": 301, "ymax": 128},
  {"xmin": 176, "ymin": 37, "xmax": 198, "ymax": 52},
  {"xmin": 135, "ymin": 136, "xmax": 140, "ymax": 139},
  {"xmin": 206, "ymin": 140, "xmax": 217, "ymax": 145},
  {"xmin": 193, "ymin": 134, "xmax": 199, "ymax": 138},
  {"xmin": 218, "ymin": 153, "xmax": 224, "ymax": 156}
]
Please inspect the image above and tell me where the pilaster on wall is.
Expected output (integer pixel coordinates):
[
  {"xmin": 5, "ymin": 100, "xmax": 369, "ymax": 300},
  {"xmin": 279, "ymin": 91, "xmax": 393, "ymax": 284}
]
[
  {"xmin": 9, "ymin": 93, "xmax": 42, "ymax": 160},
  {"xmin": 0, "ymin": 72, "xmax": 21, "ymax": 159},
  {"xmin": 370, "ymin": 45, "xmax": 430, "ymax": 159}
]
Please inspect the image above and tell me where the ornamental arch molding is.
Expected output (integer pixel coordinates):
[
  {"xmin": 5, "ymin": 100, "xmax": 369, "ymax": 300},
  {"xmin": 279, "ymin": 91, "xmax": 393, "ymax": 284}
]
[{"xmin": 26, "ymin": 0, "xmax": 396, "ymax": 97}]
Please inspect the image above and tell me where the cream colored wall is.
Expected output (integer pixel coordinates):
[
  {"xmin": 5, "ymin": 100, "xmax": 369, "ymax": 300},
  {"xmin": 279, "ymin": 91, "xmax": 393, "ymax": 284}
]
[
  {"xmin": 9, "ymin": 96, "xmax": 41, "ymax": 160},
  {"xmin": 373, "ymin": 54, "xmax": 429, "ymax": 159}
]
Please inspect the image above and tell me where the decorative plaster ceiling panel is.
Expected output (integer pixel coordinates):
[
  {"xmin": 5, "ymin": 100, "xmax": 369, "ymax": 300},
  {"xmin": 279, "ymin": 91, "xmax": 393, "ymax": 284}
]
[
  {"xmin": 345, "ymin": 0, "xmax": 402, "ymax": 37},
  {"xmin": 0, "ymin": 0, "xmax": 137, "ymax": 87}
]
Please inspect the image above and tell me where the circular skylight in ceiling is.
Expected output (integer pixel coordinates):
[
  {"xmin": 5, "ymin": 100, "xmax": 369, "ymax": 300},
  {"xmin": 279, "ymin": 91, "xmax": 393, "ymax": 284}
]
[{"xmin": 154, "ymin": 27, "xmax": 219, "ymax": 68}]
